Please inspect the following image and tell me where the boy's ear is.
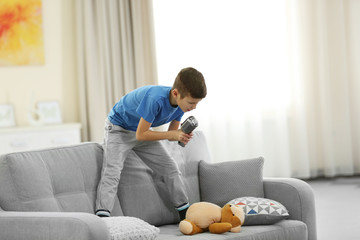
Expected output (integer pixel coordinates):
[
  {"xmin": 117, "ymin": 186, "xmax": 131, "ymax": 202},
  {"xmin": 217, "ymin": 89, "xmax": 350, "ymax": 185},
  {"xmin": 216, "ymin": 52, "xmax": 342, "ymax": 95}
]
[{"xmin": 172, "ymin": 88, "xmax": 179, "ymax": 98}]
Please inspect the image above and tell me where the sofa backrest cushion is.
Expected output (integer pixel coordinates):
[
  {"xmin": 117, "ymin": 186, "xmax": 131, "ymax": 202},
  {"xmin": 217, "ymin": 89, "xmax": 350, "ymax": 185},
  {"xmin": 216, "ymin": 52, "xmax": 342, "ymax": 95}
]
[
  {"xmin": 199, "ymin": 157, "xmax": 265, "ymax": 207},
  {"xmin": 116, "ymin": 131, "xmax": 211, "ymax": 226},
  {"xmin": 0, "ymin": 143, "xmax": 103, "ymax": 213}
]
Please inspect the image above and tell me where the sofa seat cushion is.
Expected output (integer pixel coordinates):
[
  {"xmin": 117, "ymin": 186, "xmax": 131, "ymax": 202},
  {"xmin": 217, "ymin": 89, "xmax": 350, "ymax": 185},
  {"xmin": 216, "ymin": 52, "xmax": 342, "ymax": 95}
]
[
  {"xmin": 0, "ymin": 143, "xmax": 103, "ymax": 213},
  {"xmin": 157, "ymin": 220, "xmax": 307, "ymax": 240}
]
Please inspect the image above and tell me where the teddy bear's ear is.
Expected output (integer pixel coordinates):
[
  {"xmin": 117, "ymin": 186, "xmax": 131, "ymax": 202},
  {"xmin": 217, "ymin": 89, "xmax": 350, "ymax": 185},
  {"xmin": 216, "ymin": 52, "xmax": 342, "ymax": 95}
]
[
  {"xmin": 221, "ymin": 205, "xmax": 233, "ymax": 221},
  {"xmin": 230, "ymin": 215, "xmax": 241, "ymax": 227},
  {"xmin": 221, "ymin": 204, "xmax": 242, "ymax": 227}
]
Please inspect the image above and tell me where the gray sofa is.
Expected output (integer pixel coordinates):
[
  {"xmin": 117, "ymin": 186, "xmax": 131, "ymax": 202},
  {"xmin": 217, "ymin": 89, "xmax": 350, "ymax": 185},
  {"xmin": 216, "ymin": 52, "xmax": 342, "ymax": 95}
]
[{"xmin": 0, "ymin": 131, "xmax": 316, "ymax": 240}]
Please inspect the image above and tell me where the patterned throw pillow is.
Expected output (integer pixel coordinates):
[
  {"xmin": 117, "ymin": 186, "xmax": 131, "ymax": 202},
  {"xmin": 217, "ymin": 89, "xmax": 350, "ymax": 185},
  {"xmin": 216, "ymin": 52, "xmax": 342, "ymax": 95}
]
[{"xmin": 228, "ymin": 197, "xmax": 289, "ymax": 225}]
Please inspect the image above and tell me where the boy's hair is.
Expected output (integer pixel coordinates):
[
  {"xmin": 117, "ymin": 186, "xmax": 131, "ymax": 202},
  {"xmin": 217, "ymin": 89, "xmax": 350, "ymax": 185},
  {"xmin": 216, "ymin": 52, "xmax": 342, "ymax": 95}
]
[{"xmin": 172, "ymin": 67, "xmax": 207, "ymax": 99}]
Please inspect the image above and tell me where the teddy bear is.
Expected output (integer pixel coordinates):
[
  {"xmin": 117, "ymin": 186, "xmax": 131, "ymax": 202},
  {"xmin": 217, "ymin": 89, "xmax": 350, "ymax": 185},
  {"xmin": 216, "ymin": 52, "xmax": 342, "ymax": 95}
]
[{"xmin": 179, "ymin": 202, "xmax": 245, "ymax": 235}]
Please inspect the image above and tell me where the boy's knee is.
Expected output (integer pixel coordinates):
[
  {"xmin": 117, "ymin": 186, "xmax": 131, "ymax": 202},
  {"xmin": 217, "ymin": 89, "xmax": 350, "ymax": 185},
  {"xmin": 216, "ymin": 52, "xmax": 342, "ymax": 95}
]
[{"xmin": 163, "ymin": 169, "xmax": 183, "ymax": 179}]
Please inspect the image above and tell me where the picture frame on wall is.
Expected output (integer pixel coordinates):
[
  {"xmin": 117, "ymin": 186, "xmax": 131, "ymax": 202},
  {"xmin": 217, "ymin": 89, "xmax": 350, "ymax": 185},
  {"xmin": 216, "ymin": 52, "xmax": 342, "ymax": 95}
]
[
  {"xmin": 0, "ymin": 104, "xmax": 16, "ymax": 128},
  {"xmin": 37, "ymin": 101, "xmax": 62, "ymax": 124}
]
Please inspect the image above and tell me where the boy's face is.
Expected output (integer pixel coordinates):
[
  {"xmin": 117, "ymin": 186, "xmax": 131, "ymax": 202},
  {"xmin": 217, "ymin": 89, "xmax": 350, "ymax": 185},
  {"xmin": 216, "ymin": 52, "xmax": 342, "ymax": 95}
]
[{"xmin": 177, "ymin": 95, "xmax": 202, "ymax": 112}]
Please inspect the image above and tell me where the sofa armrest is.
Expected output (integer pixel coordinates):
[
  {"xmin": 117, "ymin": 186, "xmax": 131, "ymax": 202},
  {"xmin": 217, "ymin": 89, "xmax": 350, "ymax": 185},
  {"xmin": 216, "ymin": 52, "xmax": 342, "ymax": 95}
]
[
  {"xmin": 263, "ymin": 178, "xmax": 317, "ymax": 240},
  {"xmin": 0, "ymin": 211, "xmax": 110, "ymax": 240}
]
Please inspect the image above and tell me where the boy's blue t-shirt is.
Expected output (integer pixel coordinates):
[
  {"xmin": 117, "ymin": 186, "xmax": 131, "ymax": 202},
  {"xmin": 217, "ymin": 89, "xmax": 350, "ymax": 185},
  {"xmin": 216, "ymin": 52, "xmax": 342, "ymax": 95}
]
[{"xmin": 108, "ymin": 85, "xmax": 184, "ymax": 131}]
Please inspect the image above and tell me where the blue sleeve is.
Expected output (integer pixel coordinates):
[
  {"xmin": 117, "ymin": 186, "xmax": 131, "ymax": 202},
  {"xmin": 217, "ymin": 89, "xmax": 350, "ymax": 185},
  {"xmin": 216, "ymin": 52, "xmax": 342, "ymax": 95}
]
[
  {"xmin": 136, "ymin": 95, "xmax": 160, "ymax": 123},
  {"xmin": 175, "ymin": 112, "xmax": 184, "ymax": 122}
]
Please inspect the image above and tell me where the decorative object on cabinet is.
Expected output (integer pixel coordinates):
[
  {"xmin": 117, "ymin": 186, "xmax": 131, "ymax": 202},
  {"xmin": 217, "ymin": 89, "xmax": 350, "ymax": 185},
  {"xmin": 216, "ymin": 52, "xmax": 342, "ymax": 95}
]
[
  {"xmin": 28, "ymin": 107, "xmax": 45, "ymax": 126},
  {"xmin": 37, "ymin": 101, "xmax": 62, "ymax": 124},
  {"xmin": 0, "ymin": 104, "xmax": 16, "ymax": 128}
]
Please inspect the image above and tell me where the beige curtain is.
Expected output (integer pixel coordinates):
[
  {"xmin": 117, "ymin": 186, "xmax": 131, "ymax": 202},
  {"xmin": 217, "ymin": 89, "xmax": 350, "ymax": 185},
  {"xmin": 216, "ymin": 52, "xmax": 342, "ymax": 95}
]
[
  {"xmin": 75, "ymin": 0, "xmax": 157, "ymax": 142},
  {"xmin": 285, "ymin": 0, "xmax": 360, "ymax": 177}
]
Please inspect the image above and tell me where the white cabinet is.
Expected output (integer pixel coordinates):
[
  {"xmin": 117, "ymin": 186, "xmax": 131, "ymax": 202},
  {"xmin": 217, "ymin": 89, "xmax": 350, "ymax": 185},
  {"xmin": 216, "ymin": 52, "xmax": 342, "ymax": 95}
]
[{"xmin": 0, "ymin": 123, "xmax": 81, "ymax": 155}]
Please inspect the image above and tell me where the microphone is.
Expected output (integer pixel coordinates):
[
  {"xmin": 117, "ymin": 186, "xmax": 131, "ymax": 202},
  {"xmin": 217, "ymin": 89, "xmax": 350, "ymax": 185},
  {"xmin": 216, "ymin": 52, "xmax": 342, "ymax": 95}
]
[{"xmin": 178, "ymin": 116, "xmax": 198, "ymax": 147}]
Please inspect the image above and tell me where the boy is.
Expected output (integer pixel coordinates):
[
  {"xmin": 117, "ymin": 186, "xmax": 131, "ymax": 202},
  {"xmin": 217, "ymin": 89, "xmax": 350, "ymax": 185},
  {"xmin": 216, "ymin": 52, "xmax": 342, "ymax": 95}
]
[{"xmin": 95, "ymin": 67, "xmax": 207, "ymax": 220}]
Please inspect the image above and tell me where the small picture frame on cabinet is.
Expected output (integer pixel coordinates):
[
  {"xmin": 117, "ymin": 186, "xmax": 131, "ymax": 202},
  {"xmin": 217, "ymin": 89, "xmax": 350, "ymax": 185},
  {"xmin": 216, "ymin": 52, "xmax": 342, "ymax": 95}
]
[
  {"xmin": 0, "ymin": 104, "xmax": 16, "ymax": 128},
  {"xmin": 37, "ymin": 101, "xmax": 62, "ymax": 124}
]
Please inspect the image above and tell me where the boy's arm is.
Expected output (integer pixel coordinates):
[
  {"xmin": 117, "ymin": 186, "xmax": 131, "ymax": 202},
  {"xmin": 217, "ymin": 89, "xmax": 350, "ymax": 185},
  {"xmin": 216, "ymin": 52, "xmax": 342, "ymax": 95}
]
[
  {"xmin": 168, "ymin": 120, "xmax": 180, "ymax": 131},
  {"xmin": 136, "ymin": 118, "xmax": 191, "ymax": 144}
]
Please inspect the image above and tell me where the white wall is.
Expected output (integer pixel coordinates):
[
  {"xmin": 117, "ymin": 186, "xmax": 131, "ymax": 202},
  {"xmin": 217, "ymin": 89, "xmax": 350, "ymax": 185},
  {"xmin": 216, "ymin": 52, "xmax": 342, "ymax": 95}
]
[{"xmin": 0, "ymin": 0, "xmax": 78, "ymax": 126}]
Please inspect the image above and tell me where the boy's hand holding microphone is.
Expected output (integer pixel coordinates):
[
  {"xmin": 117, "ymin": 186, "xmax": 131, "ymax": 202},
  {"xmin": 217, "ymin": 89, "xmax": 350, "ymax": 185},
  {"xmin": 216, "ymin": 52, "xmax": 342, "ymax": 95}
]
[{"xmin": 178, "ymin": 116, "xmax": 198, "ymax": 147}]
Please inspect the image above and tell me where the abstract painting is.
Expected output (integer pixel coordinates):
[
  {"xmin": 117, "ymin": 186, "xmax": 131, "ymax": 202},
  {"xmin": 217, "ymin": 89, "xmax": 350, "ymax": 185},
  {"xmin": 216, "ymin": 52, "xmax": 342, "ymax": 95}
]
[{"xmin": 0, "ymin": 0, "xmax": 44, "ymax": 66}]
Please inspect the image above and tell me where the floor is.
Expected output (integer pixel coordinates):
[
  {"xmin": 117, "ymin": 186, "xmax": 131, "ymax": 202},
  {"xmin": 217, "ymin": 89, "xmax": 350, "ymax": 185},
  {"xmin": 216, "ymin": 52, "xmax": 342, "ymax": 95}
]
[{"xmin": 306, "ymin": 176, "xmax": 360, "ymax": 240}]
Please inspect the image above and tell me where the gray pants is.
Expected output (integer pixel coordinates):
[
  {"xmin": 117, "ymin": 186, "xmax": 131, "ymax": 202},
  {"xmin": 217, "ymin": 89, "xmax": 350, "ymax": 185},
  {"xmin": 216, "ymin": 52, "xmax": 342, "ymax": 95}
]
[{"xmin": 96, "ymin": 119, "xmax": 189, "ymax": 212}]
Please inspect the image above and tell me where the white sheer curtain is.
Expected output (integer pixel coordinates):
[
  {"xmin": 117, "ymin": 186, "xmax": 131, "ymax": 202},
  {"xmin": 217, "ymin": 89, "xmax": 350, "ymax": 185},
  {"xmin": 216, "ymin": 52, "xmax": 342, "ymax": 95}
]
[
  {"xmin": 75, "ymin": 0, "xmax": 157, "ymax": 142},
  {"xmin": 153, "ymin": 0, "xmax": 360, "ymax": 178}
]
